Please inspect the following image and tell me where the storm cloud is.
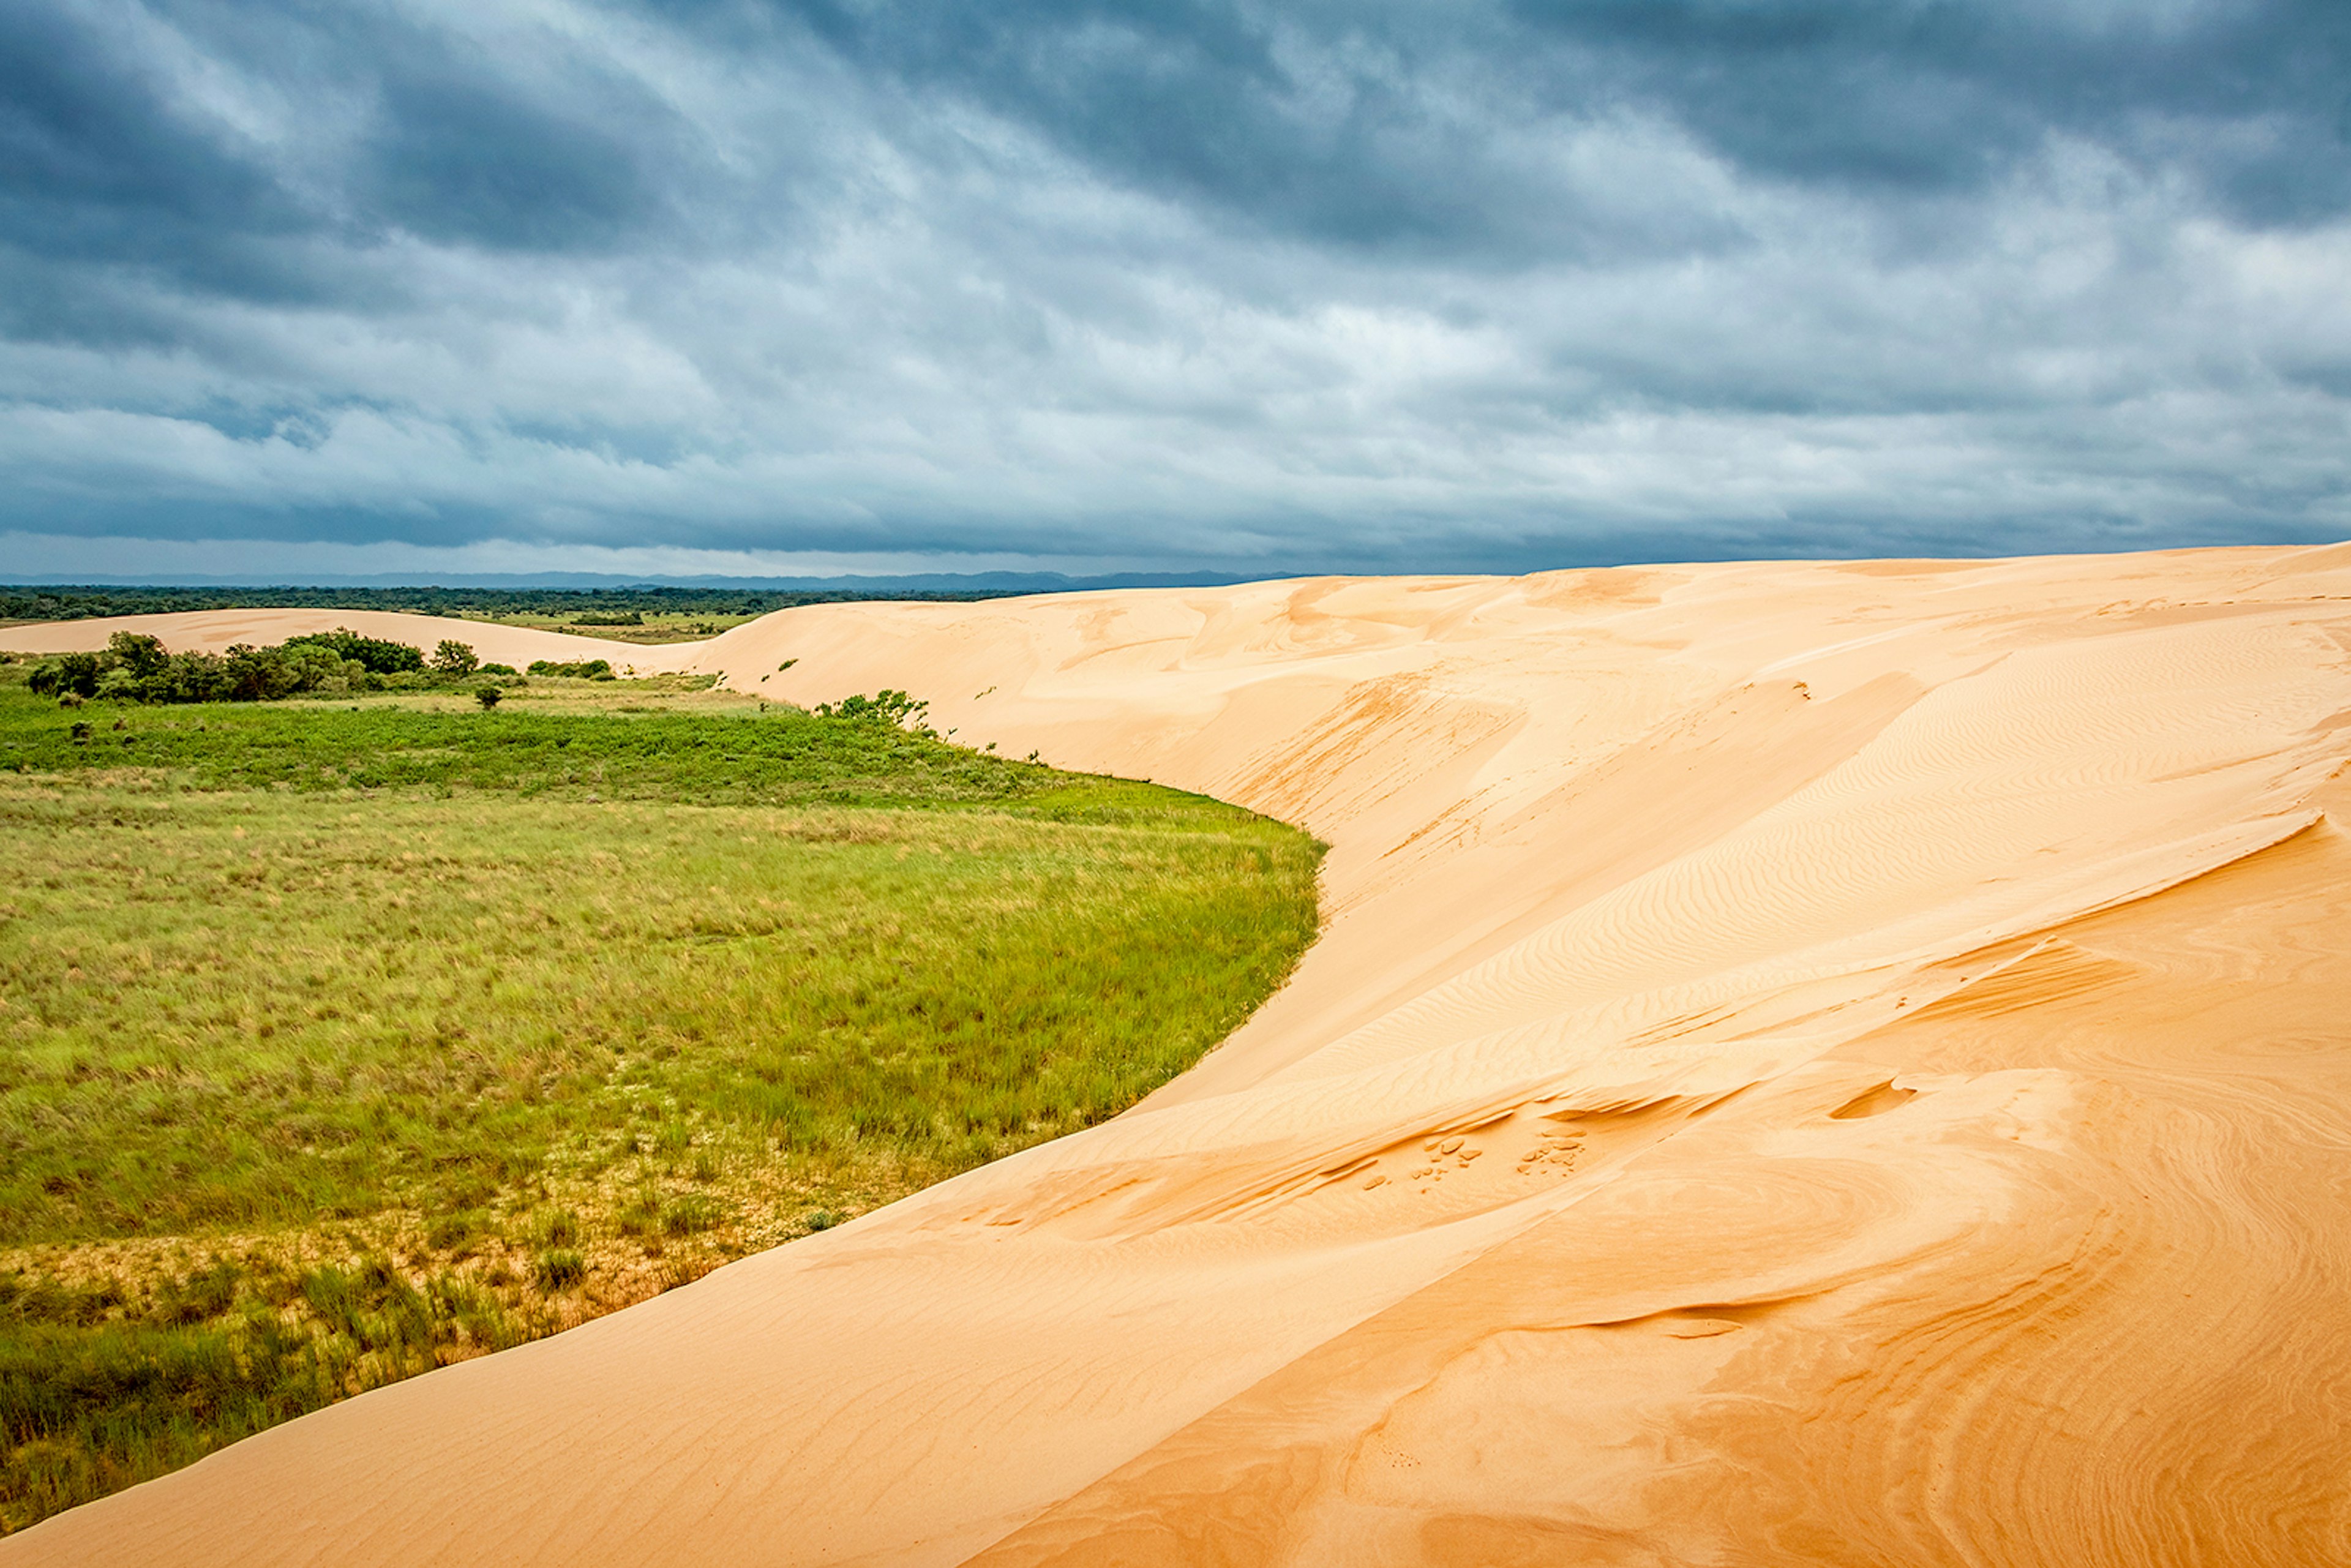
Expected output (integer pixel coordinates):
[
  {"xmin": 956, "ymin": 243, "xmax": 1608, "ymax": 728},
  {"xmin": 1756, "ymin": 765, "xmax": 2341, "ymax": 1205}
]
[{"xmin": 3, "ymin": 0, "xmax": 2347, "ymax": 577}]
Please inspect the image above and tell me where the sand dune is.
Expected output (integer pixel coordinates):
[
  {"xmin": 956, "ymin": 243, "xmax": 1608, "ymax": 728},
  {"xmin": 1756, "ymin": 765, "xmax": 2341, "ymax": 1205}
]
[
  {"xmin": 2, "ymin": 609, "xmax": 691, "ymax": 675},
  {"xmin": 11, "ymin": 544, "xmax": 2351, "ymax": 1565}
]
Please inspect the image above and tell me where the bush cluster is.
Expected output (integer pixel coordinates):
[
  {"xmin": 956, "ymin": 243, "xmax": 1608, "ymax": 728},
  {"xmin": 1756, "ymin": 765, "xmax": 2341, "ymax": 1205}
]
[
  {"xmin": 812, "ymin": 689, "xmax": 931, "ymax": 732},
  {"xmin": 525, "ymin": 658, "xmax": 615, "ymax": 680},
  {"xmin": 24, "ymin": 632, "xmax": 515, "ymax": 707},
  {"xmin": 283, "ymin": 628, "xmax": 429, "ymax": 673}
]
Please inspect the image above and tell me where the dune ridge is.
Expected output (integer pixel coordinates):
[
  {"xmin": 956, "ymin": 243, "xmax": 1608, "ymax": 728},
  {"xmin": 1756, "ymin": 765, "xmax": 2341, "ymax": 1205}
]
[{"xmin": 10, "ymin": 544, "xmax": 2351, "ymax": 1565}]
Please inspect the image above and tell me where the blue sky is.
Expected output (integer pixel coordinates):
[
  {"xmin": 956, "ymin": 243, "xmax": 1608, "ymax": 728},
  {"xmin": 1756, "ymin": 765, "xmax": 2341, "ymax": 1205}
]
[{"xmin": 4, "ymin": 0, "xmax": 2348, "ymax": 580}]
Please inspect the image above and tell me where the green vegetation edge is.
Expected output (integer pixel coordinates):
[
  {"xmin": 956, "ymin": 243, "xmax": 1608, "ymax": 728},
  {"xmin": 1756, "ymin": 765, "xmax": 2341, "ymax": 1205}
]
[{"xmin": 0, "ymin": 660, "xmax": 1324, "ymax": 1531}]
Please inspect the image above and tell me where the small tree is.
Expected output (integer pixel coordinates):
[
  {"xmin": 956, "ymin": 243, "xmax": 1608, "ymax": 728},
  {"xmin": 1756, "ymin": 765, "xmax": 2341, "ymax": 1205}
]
[
  {"xmin": 475, "ymin": 685, "xmax": 503, "ymax": 710},
  {"xmin": 28, "ymin": 652, "xmax": 103, "ymax": 699},
  {"xmin": 107, "ymin": 631, "xmax": 168, "ymax": 679},
  {"xmin": 283, "ymin": 628, "xmax": 422, "ymax": 673},
  {"xmin": 432, "ymin": 639, "xmax": 480, "ymax": 678}
]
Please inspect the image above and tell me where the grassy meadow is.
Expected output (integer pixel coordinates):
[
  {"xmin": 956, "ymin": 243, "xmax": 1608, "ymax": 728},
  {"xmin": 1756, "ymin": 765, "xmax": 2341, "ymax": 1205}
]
[
  {"xmin": 0, "ymin": 665, "xmax": 1322, "ymax": 1530},
  {"xmin": 457, "ymin": 608, "xmax": 759, "ymax": 643}
]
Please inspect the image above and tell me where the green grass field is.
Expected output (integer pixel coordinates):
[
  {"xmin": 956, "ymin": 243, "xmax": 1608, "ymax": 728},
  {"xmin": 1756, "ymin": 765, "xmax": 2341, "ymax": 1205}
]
[
  {"xmin": 0, "ymin": 666, "xmax": 1321, "ymax": 1531},
  {"xmin": 461, "ymin": 609, "xmax": 761, "ymax": 642}
]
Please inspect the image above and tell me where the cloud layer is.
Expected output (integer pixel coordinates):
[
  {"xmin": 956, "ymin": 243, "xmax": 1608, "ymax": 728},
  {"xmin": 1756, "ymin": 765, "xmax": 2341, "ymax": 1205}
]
[{"xmin": 6, "ymin": 0, "xmax": 2349, "ymax": 576}]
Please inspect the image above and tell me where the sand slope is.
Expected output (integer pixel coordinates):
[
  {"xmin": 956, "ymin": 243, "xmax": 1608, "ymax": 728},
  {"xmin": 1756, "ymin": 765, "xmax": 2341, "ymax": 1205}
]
[
  {"xmin": 10, "ymin": 546, "xmax": 2351, "ymax": 1566},
  {"xmin": 2, "ymin": 609, "xmax": 692, "ymax": 675}
]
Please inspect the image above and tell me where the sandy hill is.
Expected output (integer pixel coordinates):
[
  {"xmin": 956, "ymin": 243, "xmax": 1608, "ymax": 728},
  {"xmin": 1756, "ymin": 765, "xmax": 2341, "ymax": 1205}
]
[
  {"xmin": 10, "ymin": 544, "xmax": 2351, "ymax": 1565},
  {"xmin": 2, "ymin": 608, "xmax": 686, "ymax": 674}
]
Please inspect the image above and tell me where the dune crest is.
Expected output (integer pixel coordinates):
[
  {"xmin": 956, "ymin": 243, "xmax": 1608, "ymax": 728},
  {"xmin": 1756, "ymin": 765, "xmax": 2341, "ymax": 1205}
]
[{"xmin": 12, "ymin": 546, "xmax": 2351, "ymax": 1566}]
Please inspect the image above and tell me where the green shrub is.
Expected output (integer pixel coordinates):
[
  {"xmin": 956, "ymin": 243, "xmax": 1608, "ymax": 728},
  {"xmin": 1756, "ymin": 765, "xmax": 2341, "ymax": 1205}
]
[
  {"xmin": 812, "ymin": 690, "xmax": 929, "ymax": 731},
  {"xmin": 282, "ymin": 629, "xmax": 424, "ymax": 674},
  {"xmin": 8, "ymin": 628, "xmax": 561, "ymax": 710},
  {"xmin": 27, "ymin": 652, "xmax": 101, "ymax": 699},
  {"xmin": 152, "ymin": 1261, "xmax": 241, "ymax": 1327},
  {"xmin": 107, "ymin": 632, "xmax": 167, "ymax": 680},
  {"xmin": 25, "ymin": 631, "xmax": 399, "ymax": 706},
  {"xmin": 423, "ymin": 1211, "xmax": 480, "ymax": 1252},
  {"xmin": 533, "ymin": 1250, "xmax": 585, "ymax": 1291},
  {"xmin": 659, "ymin": 1196, "xmax": 718, "ymax": 1237},
  {"xmin": 526, "ymin": 658, "xmax": 614, "ymax": 680},
  {"xmin": 615, "ymin": 1194, "xmax": 663, "ymax": 1239}
]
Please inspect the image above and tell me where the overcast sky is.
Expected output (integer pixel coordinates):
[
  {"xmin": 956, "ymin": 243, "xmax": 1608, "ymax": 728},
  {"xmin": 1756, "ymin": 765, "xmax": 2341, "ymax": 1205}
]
[{"xmin": 5, "ymin": 0, "xmax": 2348, "ymax": 580}]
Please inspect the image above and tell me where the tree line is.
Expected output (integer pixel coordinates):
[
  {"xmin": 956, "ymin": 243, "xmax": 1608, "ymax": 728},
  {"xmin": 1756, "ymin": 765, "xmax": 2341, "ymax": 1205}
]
[
  {"xmin": 26, "ymin": 631, "xmax": 511, "ymax": 705},
  {"xmin": 0, "ymin": 585, "xmax": 1015, "ymax": 623}
]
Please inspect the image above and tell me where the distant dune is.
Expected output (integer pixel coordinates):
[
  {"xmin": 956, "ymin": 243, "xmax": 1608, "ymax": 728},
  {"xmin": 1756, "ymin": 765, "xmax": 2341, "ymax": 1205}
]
[
  {"xmin": 2, "ymin": 609, "xmax": 687, "ymax": 675},
  {"xmin": 12, "ymin": 544, "xmax": 2351, "ymax": 1565}
]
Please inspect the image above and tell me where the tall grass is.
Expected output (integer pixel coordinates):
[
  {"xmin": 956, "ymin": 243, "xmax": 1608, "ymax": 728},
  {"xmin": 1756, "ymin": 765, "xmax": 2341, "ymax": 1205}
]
[
  {"xmin": 0, "ymin": 683, "xmax": 1061, "ymax": 805},
  {"xmin": 0, "ymin": 675, "xmax": 1322, "ymax": 1529},
  {"xmin": 0, "ymin": 786, "xmax": 1316, "ymax": 1241}
]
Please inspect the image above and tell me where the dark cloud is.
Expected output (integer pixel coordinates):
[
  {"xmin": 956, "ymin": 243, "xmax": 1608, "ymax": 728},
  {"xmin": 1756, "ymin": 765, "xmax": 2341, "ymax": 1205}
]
[
  {"xmin": 362, "ymin": 76, "xmax": 653, "ymax": 252},
  {"xmin": 0, "ymin": 0, "xmax": 2346, "ymax": 576},
  {"xmin": 0, "ymin": 2, "xmax": 307, "ymax": 300},
  {"xmin": 1513, "ymin": 0, "xmax": 2351, "ymax": 223},
  {"xmin": 762, "ymin": 1, "xmax": 1657, "ymax": 259},
  {"xmin": 1, "ymin": 0, "xmax": 724, "ymax": 323},
  {"xmin": 759, "ymin": 0, "xmax": 2351, "ymax": 243},
  {"xmin": 348, "ymin": 10, "xmax": 726, "ymax": 254}
]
